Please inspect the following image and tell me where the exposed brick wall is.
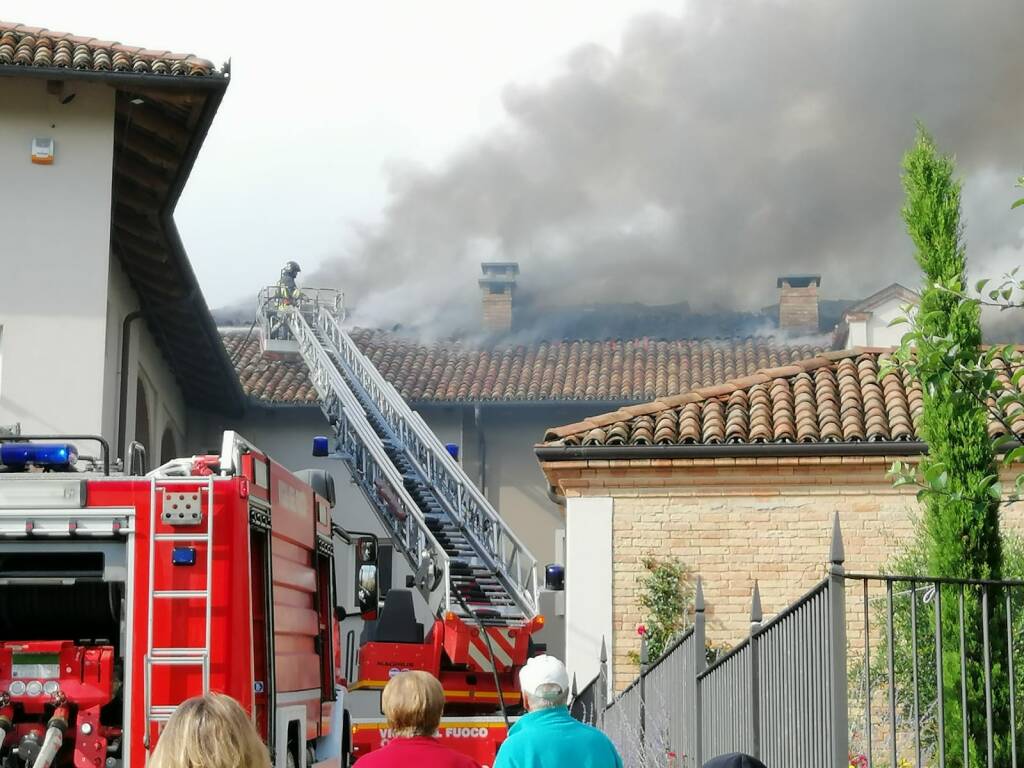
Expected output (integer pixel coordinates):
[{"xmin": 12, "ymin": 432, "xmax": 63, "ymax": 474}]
[
  {"xmin": 611, "ymin": 489, "xmax": 916, "ymax": 689},
  {"xmin": 542, "ymin": 456, "xmax": 1024, "ymax": 691},
  {"xmin": 481, "ymin": 290, "xmax": 513, "ymax": 332}
]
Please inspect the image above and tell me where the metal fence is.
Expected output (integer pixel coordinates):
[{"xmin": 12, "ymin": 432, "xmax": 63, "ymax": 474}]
[
  {"xmin": 647, "ymin": 627, "xmax": 700, "ymax": 764},
  {"xmin": 571, "ymin": 513, "xmax": 1024, "ymax": 767}
]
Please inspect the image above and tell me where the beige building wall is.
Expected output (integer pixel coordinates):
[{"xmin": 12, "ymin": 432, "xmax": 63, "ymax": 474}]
[{"xmin": 542, "ymin": 456, "xmax": 1024, "ymax": 692}]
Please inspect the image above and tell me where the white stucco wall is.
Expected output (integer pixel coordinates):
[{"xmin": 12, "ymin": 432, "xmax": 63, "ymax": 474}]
[
  {"xmin": 565, "ymin": 496, "xmax": 613, "ymax": 695},
  {"xmin": 479, "ymin": 408, "xmax": 568, "ymax": 569},
  {"xmin": 0, "ymin": 78, "xmax": 114, "ymax": 436},
  {"xmin": 102, "ymin": 259, "xmax": 188, "ymax": 465},
  {"xmin": 846, "ymin": 298, "xmax": 914, "ymax": 348},
  {"xmin": 0, "ymin": 77, "xmax": 185, "ymax": 466}
]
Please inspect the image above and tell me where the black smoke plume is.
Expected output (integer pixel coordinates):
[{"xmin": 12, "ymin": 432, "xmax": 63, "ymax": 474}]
[{"xmin": 310, "ymin": 0, "xmax": 1024, "ymax": 338}]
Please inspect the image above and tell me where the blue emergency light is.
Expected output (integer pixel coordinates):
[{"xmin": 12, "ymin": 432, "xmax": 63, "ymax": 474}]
[
  {"xmin": 312, "ymin": 436, "xmax": 330, "ymax": 458},
  {"xmin": 0, "ymin": 443, "xmax": 78, "ymax": 469}
]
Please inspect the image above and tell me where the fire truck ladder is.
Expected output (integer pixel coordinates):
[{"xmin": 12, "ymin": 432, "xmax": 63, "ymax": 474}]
[
  {"xmin": 272, "ymin": 292, "xmax": 538, "ymax": 625},
  {"xmin": 143, "ymin": 476, "xmax": 215, "ymax": 742}
]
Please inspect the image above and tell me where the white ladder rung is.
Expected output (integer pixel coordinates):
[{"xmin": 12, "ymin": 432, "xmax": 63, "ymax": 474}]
[
  {"xmin": 149, "ymin": 706, "xmax": 178, "ymax": 723},
  {"xmin": 154, "ymin": 533, "xmax": 211, "ymax": 542},
  {"xmin": 153, "ymin": 589, "xmax": 208, "ymax": 599},
  {"xmin": 151, "ymin": 647, "xmax": 208, "ymax": 658},
  {"xmin": 148, "ymin": 657, "xmax": 207, "ymax": 667}
]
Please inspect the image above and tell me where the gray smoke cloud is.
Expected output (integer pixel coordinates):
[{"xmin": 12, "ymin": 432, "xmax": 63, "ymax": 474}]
[{"xmin": 310, "ymin": 0, "xmax": 1024, "ymax": 337}]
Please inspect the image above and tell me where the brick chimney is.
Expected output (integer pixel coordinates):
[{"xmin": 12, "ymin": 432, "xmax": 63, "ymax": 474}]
[
  {"xmin": 777, "ymin": 275, "xmax": 821, "ymax": 333},
  {"xmin": 479, "ymin": 262, "xmax": 519, "ymax": 333}
]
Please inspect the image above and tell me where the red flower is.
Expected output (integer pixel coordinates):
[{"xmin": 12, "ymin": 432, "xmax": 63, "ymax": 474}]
[{"xmin": 636, "ymin": 623, "xmax": 647, "ymax": 636}]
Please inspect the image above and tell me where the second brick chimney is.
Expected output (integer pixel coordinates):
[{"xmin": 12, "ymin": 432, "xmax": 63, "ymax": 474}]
[
  {"xmin": 777, "ymin": 275, "xmax": 821, "ymax": 333},
  {"xmin": 479, "ymin": 262, "xmax": 519, "ymax": 333}
]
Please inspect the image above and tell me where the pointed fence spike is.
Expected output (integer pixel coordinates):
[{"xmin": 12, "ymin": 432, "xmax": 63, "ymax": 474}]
[
  {"xmin": 695, "ymin": 576, "xmax": 705, "ymax": 612},
  {"xmin": 600, "ymin": 636, "xmax": 608, "ymax": 664},
  {"xmin": 571, "ymin": 673, "xmax": 578, "ymax": 697},
  {"xmin": 640, "ymin": 634, "xmax": 649, "ymax": 666},
  {"xmin": 751, "ymin": 580, "xmax": 763, "ymax": 624},
  {"xmin": 830, "ymin": 511, "xmax": 845, "ymax": 565}
]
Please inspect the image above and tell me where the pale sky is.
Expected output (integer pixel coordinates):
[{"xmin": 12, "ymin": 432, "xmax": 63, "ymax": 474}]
[{"xmin": 4, "ymin": 1, "xmax": 685, "ymax": 308}]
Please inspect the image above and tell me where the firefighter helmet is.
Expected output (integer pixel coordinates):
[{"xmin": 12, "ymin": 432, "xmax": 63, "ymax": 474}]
[{"xmin": 282, "ymin": 260, "xmax": 301, "ymax": 277}]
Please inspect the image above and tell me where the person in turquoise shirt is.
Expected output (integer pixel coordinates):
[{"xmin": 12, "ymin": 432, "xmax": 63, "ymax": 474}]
[{"xmin": 495, "ymin": 655, "xmax": 623, "ymax": 768}]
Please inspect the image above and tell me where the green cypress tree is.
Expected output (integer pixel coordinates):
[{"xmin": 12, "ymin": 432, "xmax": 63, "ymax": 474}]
[{"xmin": 900, "ymin": 127, "xmax": 1009, "ymax": 766}]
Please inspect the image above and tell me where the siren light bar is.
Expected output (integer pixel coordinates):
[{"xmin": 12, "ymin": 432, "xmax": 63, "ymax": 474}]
[{"xmin": 0, "ymin": 443, "xmax": 78, "ymax": 470}]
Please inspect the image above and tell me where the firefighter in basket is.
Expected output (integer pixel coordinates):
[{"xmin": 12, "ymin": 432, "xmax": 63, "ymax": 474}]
[
  {"xmin": 270, "ymin": 261, "xmax": 302, "ymax": 339},
  {"xmin": 277, "ymin": 260, "xmax": 302, "ymax": 306}
]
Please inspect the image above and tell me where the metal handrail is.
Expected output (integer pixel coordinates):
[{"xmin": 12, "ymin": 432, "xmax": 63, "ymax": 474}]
[
  {"xmin": 313, "ymin": 304, "xmax": 539, "ymax": 616},
  {"xmin": 282, "ymin": 306, "xmax": 452, "ymax": 612}
]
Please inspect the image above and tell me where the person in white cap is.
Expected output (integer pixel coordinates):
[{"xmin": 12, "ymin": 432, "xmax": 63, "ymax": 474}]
[{"xmin": 494, "ymin": 655, "xmax": 622, "ymax": 768}]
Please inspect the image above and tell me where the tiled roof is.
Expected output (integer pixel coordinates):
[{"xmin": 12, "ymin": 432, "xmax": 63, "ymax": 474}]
[
  {"xmin": 224, "ymin": 333, "xmax": 318, "ymax": 404},
  {"xmin": 221, "ymin": 330, "xmax": 827, "ymax": 405},
  {"xmin": 0, "ymin": 22, "xmax": 218, "ymax": 76},
  {"xmin": 542, "ymin": 349, "xmax": 1024, "ymax": 447}
]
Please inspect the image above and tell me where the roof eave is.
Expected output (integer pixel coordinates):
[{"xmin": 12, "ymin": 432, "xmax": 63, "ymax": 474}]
[
  {"xmin": 157, "ymin": 83, "xmax": 245, "ymax": 416},
  {"xmin": 245, "ymin": 397, "xmax": 652, "ymax": 410},
  {"xmin": 534, "ymin": 440, "xmax": 929, "ymax": 463},
  {"xmin": 0, "ymin": 65, "xmax": 228, "ymax": 90}
]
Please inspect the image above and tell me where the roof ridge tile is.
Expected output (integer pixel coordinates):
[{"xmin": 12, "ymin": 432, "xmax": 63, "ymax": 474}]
[
  {"xmin": 539, "ymin": 346, "xmax": 1022, "ymax": 450},
  {"xmin": 0, "ymin": 20, "xmax": 220, "ymax": 76}
]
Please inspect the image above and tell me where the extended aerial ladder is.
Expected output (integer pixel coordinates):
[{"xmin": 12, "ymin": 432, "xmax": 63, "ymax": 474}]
[{"xmin": 260, "ymin": 288, "xmax": 539, "ymax": 633}]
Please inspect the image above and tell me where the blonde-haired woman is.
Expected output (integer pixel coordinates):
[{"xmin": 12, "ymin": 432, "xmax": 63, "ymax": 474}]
[
  {"xmin": 150, "ymin": 693, "xmax": 271, "ymax": 768},
  {"xmin": 355, "ymin": 671, "xmax": 480, "ymax": 767}
]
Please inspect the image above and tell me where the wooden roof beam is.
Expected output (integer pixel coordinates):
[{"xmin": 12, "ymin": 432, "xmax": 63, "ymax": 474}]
[
  {"xmin": 114, "ymin": 128, "xmax": 180, "ymax": 171},
  {"xmin": 115, "ymin": 104, "xmax": 189, "ymax": 149},
  {"xmin": 116, "ymin": 156, "xmax": 171, "ymax": 194}
]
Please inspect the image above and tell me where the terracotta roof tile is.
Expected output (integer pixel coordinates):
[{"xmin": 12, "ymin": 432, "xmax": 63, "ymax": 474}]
[
  {"xmin": 0, "ymin": 22, "xmax": 220, "ymax": 77},
  {"xmin": 222, "ymin": 330, "xmax": 826, "ymax": 405},
  {"xmin": 542, "ymin": 349, "xmax": 1024, "ymax": 447}
]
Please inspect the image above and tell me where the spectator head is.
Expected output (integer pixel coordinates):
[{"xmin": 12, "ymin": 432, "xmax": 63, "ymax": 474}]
[
  {"xmin": 382, "ymin": 671, "xmax": 446, "ymax": 737},
  {"xmin": 519, "ymin": 654, "xmax": 570, "ymax": 711},
  {"xmin": 150, "ymin": 693, "xmax": 271, "ymax": 768}
]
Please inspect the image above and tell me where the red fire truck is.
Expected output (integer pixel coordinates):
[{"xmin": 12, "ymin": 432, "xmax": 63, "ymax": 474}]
[{"xmin": 0, "ymin": 431, "xmax": 348, "ymax": 768}]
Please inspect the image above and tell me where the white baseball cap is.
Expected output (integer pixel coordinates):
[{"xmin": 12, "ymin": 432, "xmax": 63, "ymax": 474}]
[{"xmin": 519, "ymin": 654, "xmax": 570, "ymax": 699}]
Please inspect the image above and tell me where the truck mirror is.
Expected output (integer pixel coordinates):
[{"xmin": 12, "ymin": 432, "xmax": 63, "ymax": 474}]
[
  {"xmin": 356, "ymin": 537, "xmax": 377, "ymax": 564},
  {"xmin": 357, "ymin": 564, "xmax": 379, "ymax": 618}
]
